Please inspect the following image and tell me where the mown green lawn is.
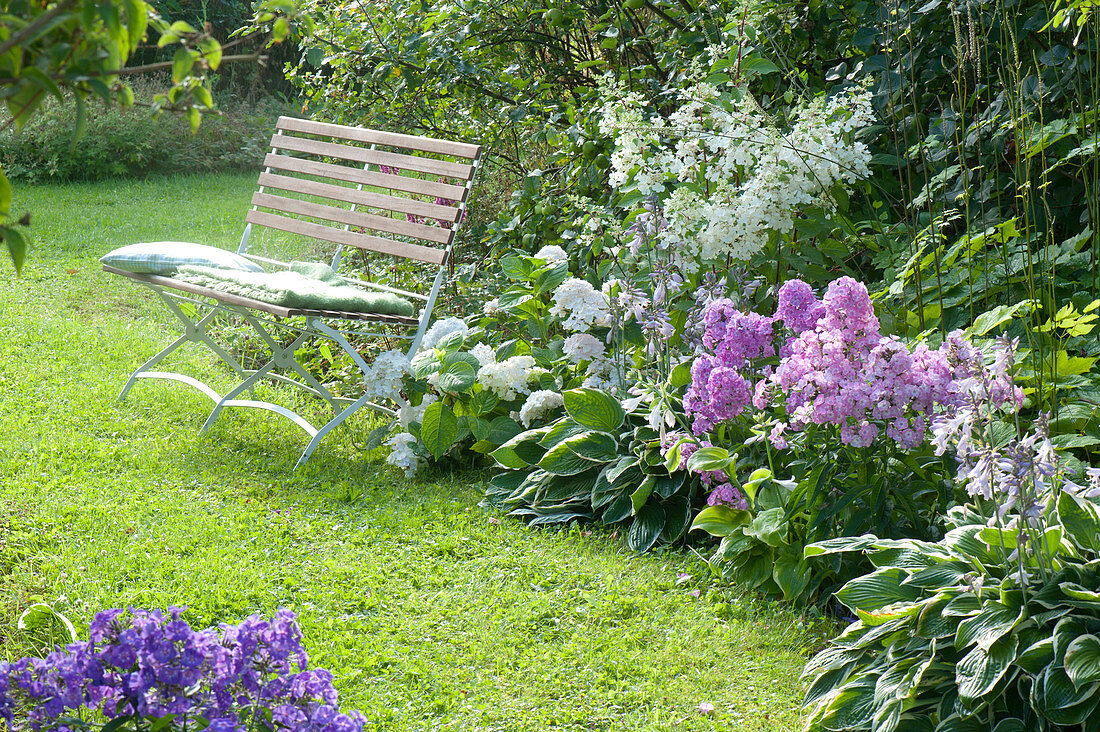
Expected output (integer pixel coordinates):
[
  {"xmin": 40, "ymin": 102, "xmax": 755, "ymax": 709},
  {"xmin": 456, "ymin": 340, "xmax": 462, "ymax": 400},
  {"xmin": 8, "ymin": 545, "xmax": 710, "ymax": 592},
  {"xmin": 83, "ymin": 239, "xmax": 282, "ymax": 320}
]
[{"xmin": 0, "ymin": 174, "xmax": 820, "ymax": 731}]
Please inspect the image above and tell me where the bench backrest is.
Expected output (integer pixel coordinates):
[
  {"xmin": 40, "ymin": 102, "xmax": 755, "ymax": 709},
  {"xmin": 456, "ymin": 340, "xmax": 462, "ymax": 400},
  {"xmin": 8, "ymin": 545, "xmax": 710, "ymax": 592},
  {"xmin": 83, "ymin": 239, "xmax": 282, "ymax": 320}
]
[{"xmin": 239, "ymin": 116, "xmax": 483, "ymax": 277}]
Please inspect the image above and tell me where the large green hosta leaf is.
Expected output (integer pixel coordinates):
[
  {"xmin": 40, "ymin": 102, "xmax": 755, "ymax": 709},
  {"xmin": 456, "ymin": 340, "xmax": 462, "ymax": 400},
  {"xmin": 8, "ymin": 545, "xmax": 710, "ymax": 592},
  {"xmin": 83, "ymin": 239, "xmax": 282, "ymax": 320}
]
[
  {"xmin": 954, "ymin": 602, "xmax": 1024, "ymax": 651},
  {"xmin": 1033, "ymin": 663, "xmax": 1100, "ymax": 725},
  {"xmin": 563, "ymin": 388, "xmax": 625, "ymax": 431},
  {"xmin": 835, "ymin": 568, "xmax": 921, "ymax": 614},
  {"xmin": 1065, "ymin": 634, "xmax": 1100, "ymax": 687},
  {"xmin": 955, "ymin": 633, "xmax": 1018, "ymax": 702}
]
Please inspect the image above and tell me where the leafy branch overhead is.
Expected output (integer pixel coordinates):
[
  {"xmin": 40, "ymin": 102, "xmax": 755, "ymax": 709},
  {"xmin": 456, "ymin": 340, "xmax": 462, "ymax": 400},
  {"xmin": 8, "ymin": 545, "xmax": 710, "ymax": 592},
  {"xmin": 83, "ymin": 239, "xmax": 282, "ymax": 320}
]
[{"xmin": 0, "ymin": 0, "xmax": 313, "ymax": 273}]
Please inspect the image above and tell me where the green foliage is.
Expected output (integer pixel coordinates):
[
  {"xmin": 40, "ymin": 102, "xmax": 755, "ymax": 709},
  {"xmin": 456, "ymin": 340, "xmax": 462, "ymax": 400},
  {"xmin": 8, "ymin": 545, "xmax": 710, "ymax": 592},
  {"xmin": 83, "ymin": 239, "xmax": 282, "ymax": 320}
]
[
  {"xmin": 0, "ymin": 84, "xmax": 293, "ymax": 183},
  {"xmin": 485, "ymin": 393, "xmax": 697, "ymax": 552},
  {"xmin": 0, "ymin": 0, "xmax": 312, "ymax": 269},
  {"xmin": 0, "ymin": 173, "xmax": 821, "ymax": 730},
  {"xmin": 802, "ymin": 497, "xmax": 1100, "ymax": 731}
]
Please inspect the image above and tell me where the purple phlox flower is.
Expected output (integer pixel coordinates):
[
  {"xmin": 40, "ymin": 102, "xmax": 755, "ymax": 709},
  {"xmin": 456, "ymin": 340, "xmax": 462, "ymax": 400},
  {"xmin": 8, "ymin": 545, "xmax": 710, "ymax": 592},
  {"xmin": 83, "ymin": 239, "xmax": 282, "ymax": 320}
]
[
  {"xmin": 776, "ymin": 279, "xmax": 825, "ymax": 335},
  {"xmin": 707, "ymin": 483, "xmax": 748, "ymax": 509}
]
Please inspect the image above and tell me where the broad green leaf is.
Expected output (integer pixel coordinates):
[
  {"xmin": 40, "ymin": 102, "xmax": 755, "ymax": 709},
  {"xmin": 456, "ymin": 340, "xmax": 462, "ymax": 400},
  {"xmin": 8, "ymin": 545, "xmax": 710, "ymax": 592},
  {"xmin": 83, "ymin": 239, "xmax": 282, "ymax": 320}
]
[
  {"xmin": 956, "ymin": 634, "xmax": 1018, "ymax": 702},
  {"xmin": 433, "ymin": 355, "xmax": 477, "ymax": 393},
  {"xmin": 565, "ymin": 431, "xmax": 619, "ymax": 462},
  {"xmin": 199, "ymin": 37, "xmax": 222, "ymax": 69},
  {"xmin": 654, "ymin": 472, "xmax": 685, "ymax": 499},
  {"xmin": 629, "ymin": 475, "xmax": 655, "ymax": 514},
  {"xmin": 744, "ymin": 507, "xmax": 787, "ymax": 548},
  {"xmin": 741, "ymin": 467, "xmax": 771, "ymax": 502},
  {"xmin": 1058, "ymin": 492, "xmax": 1100, "ymax": 552},
  {"xmin": 490, "ymin": 429, "xmax": 547, "ymax": 469},
  {"xmin": 172, "ymin": 47, "xmax": 196, "ymax": 83},
  {"xmin": 835, "ymin": 568, "xmax": 920, "ymax": 613},
  {"xmin": 1037, "ymin": 663, "xmax": 1100, "ymax": 724},
  {"xmin": 804, "ymin": 535, "xmax": 879, "ymax": 557},
  {"xmin": 1065, "ymin": 635, "xmax": 1100, "ymax": 687},
  {"xmin": 685, "ymin": 446, "xmax": 733, "ymax": 472},
  {"xmin": 968, "ymin": 301, "xmax": 1032, "ymax": 336},
  {"xmin": 954, "ymin": 602, "xmax": 1024, "ymax": 650},
  {"xmin": 1017, "ymin": 637, "xmax": 1055, "ymax": 674},
  {"xmin": 1061, "ymin": 582, "xmax": 1100, "ymax": 602},
  {"xmin": 659, "ymin": 496, "xmax": 691, "ymax": 543},
  {"xmin": 2, "ymin": 228, "xmax": 26, "ymax": 274},
  {"xmin": 563, "ymin": 388, "xmax": 624, "ymax": 431},
  {"xmin": 539, "ymin": 440, "xmax": 595, "ymax": 476},
  {"xmin": 773, "ymin": 553, "xmax": 811, "ymax": 602},
  {"xmin": 855, "ymin": 600, "xmax": 924, "ymax": 627},
  {"xmin": 814, "ymin": 674, "xmax": 877, "ymax": 730},
  {"xmin": 0, "ymin": 167, "xmax": 10, "ymax": 215},
  {"xmin": 539, "ymin": 419, "xmax": 589, "ymax": 449},
  {"xmin": 627, "ymin": 502, "xmax": 664, "ymax": 553},
  {"xmin": 690, "ymin": 505, "xmax": 751, "ymax": 536},
  {"xmin": 487, "ymin": 416, "xmax": 521, "ymax": 445},
  {"xmin": 916, "ymin": 593, "xmax": 960, "ymax": 639},
  {"xmin": 420, "ymin": 401, "xmax": 458, "ymax": 459}
]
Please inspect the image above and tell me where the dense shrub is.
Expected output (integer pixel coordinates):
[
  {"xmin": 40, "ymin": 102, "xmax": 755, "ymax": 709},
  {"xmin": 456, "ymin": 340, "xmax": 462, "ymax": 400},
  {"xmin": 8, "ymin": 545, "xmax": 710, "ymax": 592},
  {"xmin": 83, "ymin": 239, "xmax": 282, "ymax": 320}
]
[{"xmin": 0, "ymin": 78, "xmax": 296, "ymax": 184}]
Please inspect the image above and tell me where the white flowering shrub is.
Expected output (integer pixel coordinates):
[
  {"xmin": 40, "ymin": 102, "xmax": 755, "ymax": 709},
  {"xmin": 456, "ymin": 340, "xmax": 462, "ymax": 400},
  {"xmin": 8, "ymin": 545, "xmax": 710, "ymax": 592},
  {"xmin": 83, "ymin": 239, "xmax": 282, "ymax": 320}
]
[{"xmin": 598, "ymin": 78, "xmax": 874, "ymax": 268}]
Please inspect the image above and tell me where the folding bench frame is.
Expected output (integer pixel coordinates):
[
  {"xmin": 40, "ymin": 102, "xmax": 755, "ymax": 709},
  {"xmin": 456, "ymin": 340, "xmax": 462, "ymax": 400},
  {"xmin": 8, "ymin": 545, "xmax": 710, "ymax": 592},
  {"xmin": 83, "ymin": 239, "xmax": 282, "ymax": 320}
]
[{"xmin": 107, "ymin": 117, "xmax": 483, "ymax": 467}]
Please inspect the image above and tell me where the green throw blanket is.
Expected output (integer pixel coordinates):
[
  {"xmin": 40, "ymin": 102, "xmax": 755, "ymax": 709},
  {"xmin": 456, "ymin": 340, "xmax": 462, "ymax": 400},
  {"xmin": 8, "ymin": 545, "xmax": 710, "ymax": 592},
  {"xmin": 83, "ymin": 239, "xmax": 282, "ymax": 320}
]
[{"xmin": 175, "ymin": 262, "xmax": 415, "ymax": 316}]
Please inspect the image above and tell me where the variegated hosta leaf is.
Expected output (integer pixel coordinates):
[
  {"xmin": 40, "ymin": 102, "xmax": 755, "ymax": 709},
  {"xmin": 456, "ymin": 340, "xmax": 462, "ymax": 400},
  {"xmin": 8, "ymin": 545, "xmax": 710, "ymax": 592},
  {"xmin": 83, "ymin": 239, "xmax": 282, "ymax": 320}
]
[
  {"xmin": 1065, "ymin": 634, "xmax": 1100, "ymax": 688},
  {"xmin": 956, "ymin": 634, "xmax": 1018, "ymax": 703}
]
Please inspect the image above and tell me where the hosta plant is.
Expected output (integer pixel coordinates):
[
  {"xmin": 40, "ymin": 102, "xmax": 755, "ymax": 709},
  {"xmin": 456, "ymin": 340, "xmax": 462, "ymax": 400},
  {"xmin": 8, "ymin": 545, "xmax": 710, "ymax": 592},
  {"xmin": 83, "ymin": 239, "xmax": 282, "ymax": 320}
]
[
  {"xmin": 802, "ymin": 496, "xmax": 1100, "ymax": 732},
  {"xmin": 483, "ymin": 388, "xmax": 701, "ymax": 552}
]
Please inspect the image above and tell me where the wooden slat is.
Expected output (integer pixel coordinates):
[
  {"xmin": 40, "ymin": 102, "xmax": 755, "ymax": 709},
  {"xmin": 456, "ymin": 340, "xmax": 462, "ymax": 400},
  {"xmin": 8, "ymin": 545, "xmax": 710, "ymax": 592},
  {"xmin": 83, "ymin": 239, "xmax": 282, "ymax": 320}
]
[
  {"xmin": 270, "ymin": 134, "xmax": 474, "ymax": 180},
  {"xmin": 277, "ymin": 116, "xmax": 482, "ymax": 160},
  {"xmin": 245, "ymin": 209, "xmax": 447, "ymax": 266},
  {"xmin": 251, "ymin": 191, "xmax": 453, "ymax": 245},
  {"xmin": 104, "ymin": 265, "xmax": 422, "ymax": 324},
  {"xmin": 258, "ymin": 163, "xmax": 463, "ymax": 218}
]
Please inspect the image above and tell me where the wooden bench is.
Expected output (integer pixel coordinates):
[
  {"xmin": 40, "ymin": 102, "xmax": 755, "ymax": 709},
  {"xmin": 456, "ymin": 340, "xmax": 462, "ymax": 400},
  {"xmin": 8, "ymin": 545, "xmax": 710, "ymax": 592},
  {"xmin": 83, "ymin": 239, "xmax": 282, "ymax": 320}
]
[{"xmin": 107, "ymin": 116, "xmax": 482, "ymax": 467}]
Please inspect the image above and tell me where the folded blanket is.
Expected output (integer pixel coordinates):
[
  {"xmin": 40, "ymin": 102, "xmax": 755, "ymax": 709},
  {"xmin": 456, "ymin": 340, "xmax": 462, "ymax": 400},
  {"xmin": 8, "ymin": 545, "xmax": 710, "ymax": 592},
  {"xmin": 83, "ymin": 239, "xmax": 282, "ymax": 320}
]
[{"xmin": 174, "ymin": 262, "xmax": 415, "ymax": 316}]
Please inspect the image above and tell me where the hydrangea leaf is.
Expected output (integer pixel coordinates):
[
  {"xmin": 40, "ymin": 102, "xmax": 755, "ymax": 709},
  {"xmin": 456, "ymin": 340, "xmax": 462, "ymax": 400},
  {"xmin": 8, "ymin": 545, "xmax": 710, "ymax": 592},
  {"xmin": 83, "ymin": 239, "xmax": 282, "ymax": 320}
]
[{"xmin": 420, "ymin": 401, "xmax": 459, "ymax": 459}]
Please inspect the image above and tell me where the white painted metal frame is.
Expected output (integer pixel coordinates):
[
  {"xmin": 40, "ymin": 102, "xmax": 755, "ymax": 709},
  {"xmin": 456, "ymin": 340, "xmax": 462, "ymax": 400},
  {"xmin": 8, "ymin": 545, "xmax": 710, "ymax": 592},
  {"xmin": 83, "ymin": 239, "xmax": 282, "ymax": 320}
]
[{"xmin": 114, "ymin": 122, "xmax": 482, "ymax": 468}]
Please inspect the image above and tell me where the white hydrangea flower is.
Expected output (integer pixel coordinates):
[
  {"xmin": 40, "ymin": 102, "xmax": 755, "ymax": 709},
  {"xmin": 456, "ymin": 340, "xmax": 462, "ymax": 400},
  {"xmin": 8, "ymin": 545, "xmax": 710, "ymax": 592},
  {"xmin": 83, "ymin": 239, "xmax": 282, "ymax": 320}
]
[
  {"xmin": 397, "ymin": 394, "xmax": 437, "ymax": 430},
  {"xmin": 563, "ymin": 333, "xmax": 606, "ymax": 363},
  {"xmin": 364, "ymin": 349, "xmax": 410, "ymax": 402},
  {"xmin": 519, "ymin": 390, "xmax": 565, "ymax": 427},
  {"xmin": 534, "ymin": 244, "xmax": 569, "ymax": 262},
  {"xmin": 549, "ymin": 278, "xmax": 611, "ymax": 332},
  {"xmin": 478, "ymin": 355, "xmax": 537, "ymax": 401},
  {"xmin": 385, "ymin": 431, "xmax": 425, "ymax": 477},
  {"xmin": 419, "ymin": 317, "xmax": 469, "ymax": 351},
  {"xmin": 470, "ymin": 342, "xmax": 497, "ymax": 367},
  {"xmin": 483, "ymin": 298, "xmax": 501, "ymax": 316}
]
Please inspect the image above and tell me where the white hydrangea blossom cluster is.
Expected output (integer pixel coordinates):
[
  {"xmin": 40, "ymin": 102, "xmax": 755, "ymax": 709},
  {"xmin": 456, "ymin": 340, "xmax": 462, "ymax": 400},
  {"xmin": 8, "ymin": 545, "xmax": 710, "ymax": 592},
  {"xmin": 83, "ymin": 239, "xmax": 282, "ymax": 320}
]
[
  {"xmin": 419, "ymin": 317, "xmax": 469, "ymax": 351},
  {"xmin": 549, "ymin": 278, "xmax": 611, "ymax": 332},
  {"xmin": 385, "ymin": 432, "xmax": 424, "ymax": 477},
  {"xmin": 397, "ymin": 393, "xmax": 437, "ymax": 430},
  {"xmin": 534, "ymin": 244, "xmax": 569, "ymax": 262},
  {"xmin": 563, "ymin": 333, "xmax": 606, "ymax": 363},
  {"xmin": 599, "ymin": 77, "xmax": 874, "ymax": 268},
  {"xmin": 519, "ymin": 389, "xmax": 565, "ymax": 427},
  {"xmin": 470, "ymin": 342, "xmax": 497, "ymax": 367},
  {"xmin": 478, "ymin": 355, "xmax": 537, "ymax": 400},
  {"xmin": 363, "ymin": 349, "xmax": 410, "ymax": 402}
]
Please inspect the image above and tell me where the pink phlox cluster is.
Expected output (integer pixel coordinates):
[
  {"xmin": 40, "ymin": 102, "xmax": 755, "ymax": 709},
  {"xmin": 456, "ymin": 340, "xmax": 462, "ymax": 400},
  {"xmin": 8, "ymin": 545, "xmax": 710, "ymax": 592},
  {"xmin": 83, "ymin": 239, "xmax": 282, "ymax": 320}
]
[
  {"xmin": 660, "ymin": 432, "xmax": 728, "ymax": 486},
  {"xmin": 702, "ymin": 299, "xmax": 776, "ymax": 369},
  {"xmin": 685, "ymin": 356, "xmax": 753, "ymax": 435},
  {"xmin": 775, "ymin": 279, "xmax": 824, "ymax": 335},
  {"xmin": 707, "ymin": 483, "xmax": 749, "ymax": 509}
]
